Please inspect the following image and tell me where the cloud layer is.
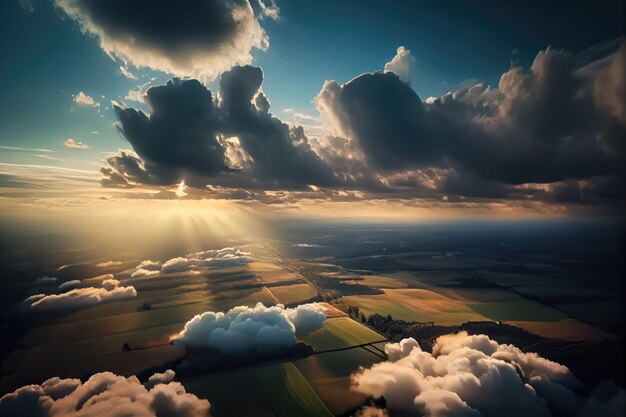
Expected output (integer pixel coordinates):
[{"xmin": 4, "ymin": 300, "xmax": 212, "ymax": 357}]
[
  {"xmin": 173, "ymin": 302, "xmax": 326, "ymax": 354},
  {"xmin": 0, "ymin": 370, "xmax": 211, "ymax": 417},
  {"xmin": 55, "ymin": 0, "xmax": 273, "ymax": 80},
  {"xmin": 98, "ymin": 41, "xmax": 625, "ymax": 209},
  {"xmin": 22, "ymin": 278, "xmax": 136, "ymax": 312},
  {"xmin": 131, "ymin": 247, "xmax": 249, "ymax": 278},
  {"xmin": 352, "ymin": 332, "xmax": 625, "ymax": 417}
]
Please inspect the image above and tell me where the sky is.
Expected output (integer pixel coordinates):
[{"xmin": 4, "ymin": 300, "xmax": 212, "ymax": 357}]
[{"xmin": 0, "ymin": 0, "xmax": 624, "ymax": 218}]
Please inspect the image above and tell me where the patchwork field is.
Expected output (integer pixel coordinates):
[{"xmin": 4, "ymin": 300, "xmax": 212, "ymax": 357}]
[
  {"xmin": 295, "ymin": 348, "xmax": 385, "ymax": 415},
  {"xmin": 301, "ymin": 317, "xmax": 387, "ymax": 351},
  {"xmin": 335, "ymin": 288, "xmax": 488, "ymax": 324},
  {"xmin": 1, "ymin": 228, "xmax": 622, "ymax": 416}
]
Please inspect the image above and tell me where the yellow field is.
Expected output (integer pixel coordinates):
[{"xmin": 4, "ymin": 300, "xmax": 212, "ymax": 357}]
[
  {"xmin": 268, "ymin": 283, "xmax": 318, "ymax": 305},
  {"xmin": 300, "ymin": 317, "xmax": 386, "ymax": 351},
  {"xmin": 336, "ymin": 288, "xmax": 488, "ymax": 324}
]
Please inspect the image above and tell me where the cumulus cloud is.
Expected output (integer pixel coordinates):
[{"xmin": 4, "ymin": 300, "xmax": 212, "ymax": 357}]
[
  {"xmin": 0, "ymin": 370, "xmax": 211, "ymax": 417},
  {"xmin": 112, "ymin": 78, "xmax": 231, "ymax": 179},
  {"xmin": 131, "ymin": 259, "xmax": 163, "ymax": 278},
  {"xmin": 64, "ymin": 138, "xmax": 89, "ymax": 149},
  {"xmin": 315, "ymin": 42, "xmax": 626, "ymax": 205},
  {"xmin": 72, "ymin": 91, "xmax": 99, "ymax": 108},
  {"xmin": 104, "ymin": 67, "xmax": 336, "ymax": 189},
  {"xmin": 352, "ymin": 332, "xmax": 624, "ymax": 417},
  {"xmin": 55, "ymin": 0, "xmax": 271, "ymax": 80},
  {"xmin": 384, "ymin": 46, "xmax": 415, "ymax": 83},
  {"xmin": 131, "ymin": 247, "xmax": 249, "ymax": 278},
  {"xmin": 147, "ymin": 370, "xmax": 176, "ymax": 389},
  {"xmin": 218, "ymin": 66, "xmax": 337, "ymax": 186},
  {"xmin": 99, "ymin": 42, "xmax": 624, "ymax": 208},
  {"xmin": 21, "ymin": 279, "xmax": 136, "ymax": 312},
  {"xmin": 173, "ymin": 302, "xmax": 326, "ymax": 354}
]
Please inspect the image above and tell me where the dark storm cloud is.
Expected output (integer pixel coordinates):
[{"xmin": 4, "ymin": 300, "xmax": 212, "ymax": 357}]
[
  {"xmin": 101, "ymin": 42, "xmax": 624, "ymax": 208},
  {"xmin": 55, "ymin": 0, "xmax": 271, "ymax": 80},
  {"xmin": 219, "ymin": 66, "xmax": 337, "ymax": 186},
  {"xmin": 318, "ymin": 45, "xmax": 625, "ymax": 184},
  {"xmin": 103, "ymin": 66, "xmax": 337, "ymax": 189},
  {"xmin": 316, "ymin": 72, "xmax": 448, "ymax": 171},
  {"xmin": 113, "ymin": 79, "xmax": 230, "ymax": 179},
  {"xmin": 316, "ymin": 41, "xmax": 626, "ymax": 204}
]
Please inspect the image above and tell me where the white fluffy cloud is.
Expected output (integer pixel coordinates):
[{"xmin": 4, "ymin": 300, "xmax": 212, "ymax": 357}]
[
  {"xmin": 72, "ymin": 91, "xmax": 99, "ymax": 108},
  {"xmin": 352, "ymin": 332, "xmax": 624, "ymax": 417},
  {"xmin": 56, "ymin": 0, "xmax": 272, "ymax": 81},
  {"xmin": 64, "ymin": 138, "xmax": 89, "ymax": 149},
  {"xmin": 384, "ymin": 46, "xmax": 415, "ymax": 83},
  {"xmin": 131, "ymin": 260, "xmax": 163, "ymax": 278},
  {"xmin": 22, "ymin": 279, "xmax": 136, "ymax": 312},
  {"xmin": 173, "ymin": 302, "xmax": 326, "ymax": 354},
  {"xmin": 131, "ymin": 247, "xmax": 249, "ymax": 278},
  {"xmin": 0, "ymin": 370, "xmax": 211, "ymax": 417},
  {"xmin": 147, "ymin": 370, "xmax": 176, "ymax": 389}
]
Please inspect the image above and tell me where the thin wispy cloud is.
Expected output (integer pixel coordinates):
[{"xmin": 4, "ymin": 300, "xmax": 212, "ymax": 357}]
[{"xmin": 0, "ymin": 146, "xmax": 54, "ymax": 153}]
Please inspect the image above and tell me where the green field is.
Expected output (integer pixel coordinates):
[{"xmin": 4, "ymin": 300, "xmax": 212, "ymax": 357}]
[
  {"xmin": 268, "ymin": 283, "xmax": 318, "ymax": 305},
  {"xmin": 183, "ymin": 367, "xmax": 277, "ymax": 417},
  {"xmin": 336, "ymin": 289, "xmax": 487, "ymax": 324},
  {"xmin": 300, "ymin": 317, "xmax": 386, "ymax": 351},
  {"xmin": 295, "ymin": 348, "xmax": 384, "ymax": 415},
  {"xmin": 183, "ymin": 363, "xmax": 333, "ymax": 417},
  {"xmin": 255, "ymin": 363, "xmax": 334, "ymax": 417},
  {"xmin": 468, "ymin": 300, "xmax": 567, "ymax": 322}
]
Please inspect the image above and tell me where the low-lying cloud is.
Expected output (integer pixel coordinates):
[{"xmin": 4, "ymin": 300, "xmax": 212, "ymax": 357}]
[
  {"xmin": 173, "ymin": 302, "xmax": 326, "ymax": 354},
  {"xmin": 352, "ymin": 332, "xmax": 625, "ymax": 417},
  {"xmin": 0, "ymin": 370, "xmax": 211, "ymax": 417},
  {"xmin": 131, "ymin": 247, "xmax": 250, "ymax": 278},
  {"xmin": 22, "ymin": 278, "xmax": 136, "ymax": 312}
]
